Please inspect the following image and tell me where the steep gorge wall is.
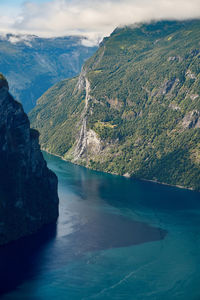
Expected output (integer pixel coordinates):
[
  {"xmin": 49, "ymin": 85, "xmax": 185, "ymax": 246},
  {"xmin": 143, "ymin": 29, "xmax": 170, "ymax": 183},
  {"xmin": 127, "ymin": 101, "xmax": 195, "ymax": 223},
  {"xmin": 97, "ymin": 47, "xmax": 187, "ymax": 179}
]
[
  {"xmin": 30, "ymin": 20, "xmax": 200, "ymax": 191},
  {"xmin": 0, "ymin": 75, "xmax": 59, "ymax": 245}
]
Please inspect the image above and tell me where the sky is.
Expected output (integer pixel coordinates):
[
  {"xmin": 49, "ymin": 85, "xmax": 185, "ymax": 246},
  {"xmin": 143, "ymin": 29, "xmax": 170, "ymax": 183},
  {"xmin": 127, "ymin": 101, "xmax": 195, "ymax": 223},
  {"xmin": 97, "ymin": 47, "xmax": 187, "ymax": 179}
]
[{"xmin": 0, "ymin": 0, "xmax": 200, "ymax": 45}]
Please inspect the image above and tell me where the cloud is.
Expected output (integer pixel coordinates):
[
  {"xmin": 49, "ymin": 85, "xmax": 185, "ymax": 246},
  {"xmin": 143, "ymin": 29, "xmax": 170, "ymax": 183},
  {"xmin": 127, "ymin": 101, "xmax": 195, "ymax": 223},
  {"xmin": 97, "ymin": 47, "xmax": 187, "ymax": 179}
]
[{"xmin": 0, "ymin": 0, "xmax": 200, "ymax": 45}]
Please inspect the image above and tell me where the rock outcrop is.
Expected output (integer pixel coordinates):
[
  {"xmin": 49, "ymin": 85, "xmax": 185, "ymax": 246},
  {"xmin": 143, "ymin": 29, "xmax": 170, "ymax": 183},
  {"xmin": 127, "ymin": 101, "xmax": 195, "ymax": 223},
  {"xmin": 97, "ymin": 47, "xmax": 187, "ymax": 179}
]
[
  {"xmin": 0, "ymin": 74, "xmax": 59, "ymax": 245},
  {"xmin": 30, "ymin": 20, "xmax": 200, "ymax": 191},
  {"xmin": 182, "ymin": 110, "xmax": 200, "ymax": 129}
]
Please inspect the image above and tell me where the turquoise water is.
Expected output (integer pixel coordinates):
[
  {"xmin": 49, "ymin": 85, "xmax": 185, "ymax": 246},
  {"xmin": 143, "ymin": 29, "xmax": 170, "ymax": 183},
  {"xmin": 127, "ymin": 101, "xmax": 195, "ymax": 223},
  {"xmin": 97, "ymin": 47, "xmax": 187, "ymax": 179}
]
[{"xmin": 1, "ymin": 152, "xmax": 200, "ymax": 299}]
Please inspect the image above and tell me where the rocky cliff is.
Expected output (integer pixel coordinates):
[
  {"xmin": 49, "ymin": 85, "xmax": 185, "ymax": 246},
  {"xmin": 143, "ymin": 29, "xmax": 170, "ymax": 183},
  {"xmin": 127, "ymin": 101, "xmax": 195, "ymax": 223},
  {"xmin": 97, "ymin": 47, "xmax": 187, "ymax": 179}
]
[
  {"xmin": 30, "ymin": 20, "xmax": 200, "ymax": 191},
  {"xmin": 0, "ymin": 74, "xmax": 59, "ymax": 245}
]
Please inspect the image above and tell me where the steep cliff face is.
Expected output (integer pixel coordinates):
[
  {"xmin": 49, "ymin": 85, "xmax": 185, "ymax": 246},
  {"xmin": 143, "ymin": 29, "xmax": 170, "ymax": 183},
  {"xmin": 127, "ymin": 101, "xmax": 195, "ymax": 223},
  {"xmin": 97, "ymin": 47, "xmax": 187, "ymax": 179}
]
[
  {"xmin": 30, "ymin": 20, "xmax": 200, "ymax": 191},
  {"xmin": 0, "ymin": 75, "xmax": 59, "ymax": 245}
]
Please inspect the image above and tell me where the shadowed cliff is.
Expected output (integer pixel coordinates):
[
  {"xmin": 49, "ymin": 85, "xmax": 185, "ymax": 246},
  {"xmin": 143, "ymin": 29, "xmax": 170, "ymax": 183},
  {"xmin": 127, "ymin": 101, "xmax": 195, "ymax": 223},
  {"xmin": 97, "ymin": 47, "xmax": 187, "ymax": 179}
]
[{"xmin": 0, "ymin": 74, "xmax": 59, "ymax": 245}]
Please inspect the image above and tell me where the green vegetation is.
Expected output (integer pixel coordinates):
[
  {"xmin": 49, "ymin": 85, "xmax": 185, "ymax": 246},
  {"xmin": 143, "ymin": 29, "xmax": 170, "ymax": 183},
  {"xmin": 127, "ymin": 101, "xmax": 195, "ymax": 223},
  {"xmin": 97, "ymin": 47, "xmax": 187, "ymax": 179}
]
[
  {"xmin": 30, "ymin": 20, "xmax": 200, "ymax": 191},
  {"xmin": 0, "ymin": 35, "xmax": 96, "ymax": 111},
  {"xmin": 0, "ymin": 73, "xmax": 5, "ymax": 80},
  {"xmin": 30, "ymin": 78, "xmax": 85, "ymax": 156},
  {"xmin": 0, "ymin": 73, "xmax": 8, "ymax": 88}
]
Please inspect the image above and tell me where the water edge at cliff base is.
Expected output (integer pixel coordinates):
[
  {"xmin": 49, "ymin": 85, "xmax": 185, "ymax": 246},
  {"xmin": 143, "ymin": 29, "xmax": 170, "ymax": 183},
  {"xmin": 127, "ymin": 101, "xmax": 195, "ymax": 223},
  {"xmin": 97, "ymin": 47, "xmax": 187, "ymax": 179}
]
[{"xmin": 0, "ymin": 152, "xmax": 200, "ymax": 300}]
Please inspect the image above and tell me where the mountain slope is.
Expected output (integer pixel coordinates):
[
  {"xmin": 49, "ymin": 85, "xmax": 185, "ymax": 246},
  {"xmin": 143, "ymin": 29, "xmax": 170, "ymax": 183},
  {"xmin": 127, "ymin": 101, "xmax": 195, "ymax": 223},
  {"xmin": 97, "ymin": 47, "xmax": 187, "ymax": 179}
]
[
  {"xmin": 0, "ymin": 34, "xmax": 96, "ymax": 112},
  {"xmin": 0, "ymin": 74, "xmax": 59, "ymax": 245},
  {"xmin": 30, "ymin": 20, "xmax": 200, "ymax": 191}
]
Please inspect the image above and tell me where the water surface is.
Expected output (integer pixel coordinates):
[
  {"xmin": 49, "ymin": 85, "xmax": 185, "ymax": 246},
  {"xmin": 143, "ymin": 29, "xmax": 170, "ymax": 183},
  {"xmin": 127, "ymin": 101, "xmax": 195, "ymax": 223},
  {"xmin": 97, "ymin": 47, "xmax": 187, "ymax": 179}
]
[{"xmin": 0, "ymin": 152, "xmax": 200, "ymax": 299}]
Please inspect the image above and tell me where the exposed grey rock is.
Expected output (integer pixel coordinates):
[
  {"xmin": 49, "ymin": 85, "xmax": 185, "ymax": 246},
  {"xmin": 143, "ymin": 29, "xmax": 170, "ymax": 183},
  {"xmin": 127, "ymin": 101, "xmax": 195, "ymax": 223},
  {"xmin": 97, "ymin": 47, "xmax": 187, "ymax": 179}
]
[
  {"xmin": 182, "ymin": 110, "xmax": 200, "ymax": 129},
  {"xmin": 190, "ymin": 94, "xmax": 199, "ymax": 101},
  {"xmin": 167, "ymin": 56, "xmax": 182, "ymax": 62},
  {"xmin": 161, "ymin": 79, "xmax": 176, "ymax": 95},
  {"xmin": 87, "ymin": 129, "xmax": 102, "ymax": 154},
  {"xmin": 74, "ymin": 78, "xmax": 91, "ymax": 162},
  {"xmin": 123, "ymin": 173, "xmax": 131, "ymax": 178},
  {"xmin": 0, "ymin": 75, "xmax": 59, "ymax": 245},
  {"xmin": 169, "ymin": 103, "xmax": 181, "ymax": 111},
  {"xmin": 186, "ymin": 70, "xmax": 196, "ymax": 79},
  {"xmin": 76, "ymin": 67, "xmax": 87, "ymax": 92},
  {"xmin": 155, "ymin": 78, "xmax": 178, "ymax": 97}
]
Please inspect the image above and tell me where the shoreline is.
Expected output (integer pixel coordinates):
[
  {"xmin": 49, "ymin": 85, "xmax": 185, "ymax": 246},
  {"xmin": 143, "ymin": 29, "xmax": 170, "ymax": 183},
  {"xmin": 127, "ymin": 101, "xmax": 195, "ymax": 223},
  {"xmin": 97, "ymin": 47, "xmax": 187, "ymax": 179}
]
[
  {"xmin": 42, "ymin": 149, "xmax": 197, "ymax": 193},
  {"xmin": 140, "ymin": 178, "xmax": 194, "ymax": 192}
]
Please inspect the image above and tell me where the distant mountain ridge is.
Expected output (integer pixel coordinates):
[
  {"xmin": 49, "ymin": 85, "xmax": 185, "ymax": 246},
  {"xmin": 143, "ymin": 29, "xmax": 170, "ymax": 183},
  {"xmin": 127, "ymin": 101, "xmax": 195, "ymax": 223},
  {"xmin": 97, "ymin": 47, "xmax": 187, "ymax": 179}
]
[
  {"xmin": 0, "ymin": 34, "xmax": 97, "ymax": 111},
  {"xmin": 30, "ymin": 19, "xmax": 200, "ymax": 191}
]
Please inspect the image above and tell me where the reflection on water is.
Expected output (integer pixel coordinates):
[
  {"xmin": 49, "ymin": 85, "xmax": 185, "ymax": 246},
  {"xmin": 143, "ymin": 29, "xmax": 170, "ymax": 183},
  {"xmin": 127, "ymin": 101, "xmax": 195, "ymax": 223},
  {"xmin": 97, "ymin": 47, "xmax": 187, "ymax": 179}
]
[
  {"xmin": 0, "ymin": 152, "xmax": 199, "ymax": 299},
  {"xmin": 0, "ymin": 160, "xmax": 166, "ymax": 295},
  {"xmin": 0, "ymin": 224, "xmax": 57, "ymax": 295},
  {"xmin": 65, "ymin": 212, "xmax": 166, "ymax": 253}
]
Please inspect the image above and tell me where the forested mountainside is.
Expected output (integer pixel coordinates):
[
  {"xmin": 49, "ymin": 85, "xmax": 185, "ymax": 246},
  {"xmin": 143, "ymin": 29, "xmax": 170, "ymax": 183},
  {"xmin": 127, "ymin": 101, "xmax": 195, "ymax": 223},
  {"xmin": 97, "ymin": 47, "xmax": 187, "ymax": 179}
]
[
  {"xmin": 0, "ymin": 34, "xmax": 96, "ymax": 112},
  {"xmin": 30, "ymin": 20, "xmax": 200, "ymax": 191},
  {"xmin": 0, "ymin": 74, "xmax": 58, "ymax": 245}
]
